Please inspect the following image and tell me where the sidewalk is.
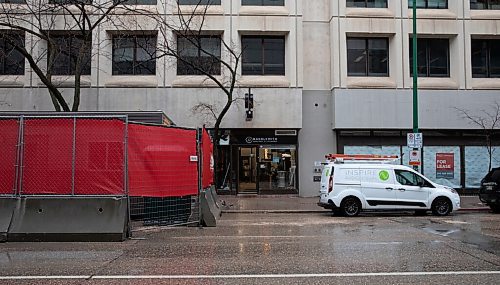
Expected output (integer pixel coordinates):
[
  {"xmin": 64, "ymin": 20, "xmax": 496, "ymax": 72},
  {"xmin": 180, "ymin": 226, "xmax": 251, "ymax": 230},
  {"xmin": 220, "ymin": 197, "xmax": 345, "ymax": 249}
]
[{"xmin": 220, "ymin": 195, "xmax": 490, "ymax": 213}]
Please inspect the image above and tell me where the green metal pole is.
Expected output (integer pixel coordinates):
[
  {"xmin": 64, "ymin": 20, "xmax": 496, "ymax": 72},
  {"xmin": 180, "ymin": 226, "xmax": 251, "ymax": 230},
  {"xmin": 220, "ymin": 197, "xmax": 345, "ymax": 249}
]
[
  {"xmin": 412, "ymin": 0, "xmax": 419, "ymax": 171},
  {"xmin": 412, "ymin": 0, "xmax": 418, "ymax": 134}
]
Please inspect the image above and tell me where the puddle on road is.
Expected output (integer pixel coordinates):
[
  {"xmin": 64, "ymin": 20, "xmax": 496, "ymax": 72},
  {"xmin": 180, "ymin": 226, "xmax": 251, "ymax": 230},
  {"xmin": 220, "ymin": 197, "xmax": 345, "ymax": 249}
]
[{"xmin": 422, "ymin": 227, "xmax": 461, "ymax": 237}]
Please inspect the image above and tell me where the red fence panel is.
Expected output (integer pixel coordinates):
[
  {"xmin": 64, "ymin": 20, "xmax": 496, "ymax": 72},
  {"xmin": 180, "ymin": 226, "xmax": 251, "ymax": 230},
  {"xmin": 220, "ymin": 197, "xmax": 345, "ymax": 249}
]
[
  {"xmin": 201, "ymin": 128, "xmax": 214, "ymax": 189},
  {"xmin": 74, "ymin": 119, "xmax": 125, "ymax": 195},
  {"xmin": 22, "ymin": 119, "xmax": 73, "ymax": 195},
  {"xmin": 128, "ymin": 124, "xmax": 198, "ymax": 197},
  {"xmin": 0, "ymin": 119, "xmax": 19, "ymax": 195}
]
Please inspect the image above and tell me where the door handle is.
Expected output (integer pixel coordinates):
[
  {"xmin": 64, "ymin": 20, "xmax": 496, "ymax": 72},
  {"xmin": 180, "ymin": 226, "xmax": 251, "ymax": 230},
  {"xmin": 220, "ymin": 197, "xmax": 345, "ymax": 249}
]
[
  {"xmin": 398, "ymin": 188, "xmax": 406, "ymax": 191},
  {"xmin": 385, "ymin": 187, "xmax": 394, "ymax": 190}
]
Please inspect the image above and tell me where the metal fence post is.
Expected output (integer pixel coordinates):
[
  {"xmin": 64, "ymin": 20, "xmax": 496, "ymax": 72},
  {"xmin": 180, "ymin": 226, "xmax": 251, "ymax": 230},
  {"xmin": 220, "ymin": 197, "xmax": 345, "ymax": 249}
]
[
  {"xmin": 197, "ymin": 128, "xmax": 203, "ymax": 225},
  {"xmin": 71, "ymin": 117, "xmax": 76, "ymax": 196},
  {"xmin": 17, "ymin": 116, "xmax": 25, "ymax": 196},
  {"xmin": 123, "ymin": 116, "xmax": 131, "ymax": 237},
  {"xmin": 13, "ymin": 116, "xmax": 23, "ymax": 196}
]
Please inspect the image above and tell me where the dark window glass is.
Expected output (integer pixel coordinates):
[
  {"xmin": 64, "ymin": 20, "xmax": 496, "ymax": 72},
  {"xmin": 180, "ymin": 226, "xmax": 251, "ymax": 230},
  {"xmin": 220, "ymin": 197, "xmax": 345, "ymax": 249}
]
[
  {"xmin": 177, "ymin": 36, "xmax": 221, "ymax": 75},
  {"xmin": 178, "ymin": 0, "xmax": 221, "ymax": 4},
  {"xmin": 0, "ymin": 31, "xmax": 25, "ymax": 75},
  {"xmin": 0, "ymin": 0, "xmax": 26, "ymax": 3},
  {"xmin": 395, "ymin": 170, "xmax": 431, "ymax": 187},
  {"xmin": 347, "ymin": 38, "xmax": 389, "ymax": 76},
  {"xmin": 409, "ymin": 38, "xmax": 449, "ymax": 77},
  {"xmin": 346, "ymin": 0, "xmax": 387, "ymax": 8},
  {"xmin": 408, "ymin": 0, "xmax": 447, "ymax": 8},
  {"xmin": 112, "ymin": 35, "xmax": 156, "ymax": 75},
  {"xmin": 242, "ymin": 36, "xmax": 285, "ymax": 75},
  {"xmin": 50, "ymin": 34, "xmax": 91, "ymax": 76},
  {"xmin": 242, "ymin": 0, "xmax": 284, "ymax": 6},
  {"xmin": 471, "ymin": 39, "xmax": 500, "ymax": 78},
  {"xmin": 114, "ymin": 0, "xmax": 157, "ymax": 4},
  {"xmin": 48, "ymin": 0, "xmax": 92, "ymax": 4},
  {"xmin": 471, "ymin": 0, "xmax": 500, "ymax": 9}
]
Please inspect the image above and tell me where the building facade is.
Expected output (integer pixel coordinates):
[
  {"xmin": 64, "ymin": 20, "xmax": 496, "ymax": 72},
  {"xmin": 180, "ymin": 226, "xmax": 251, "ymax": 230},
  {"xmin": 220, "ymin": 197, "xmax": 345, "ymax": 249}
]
[{"xmin": 1, "ymin": 0, "xmax": 499, "ymax": 196}]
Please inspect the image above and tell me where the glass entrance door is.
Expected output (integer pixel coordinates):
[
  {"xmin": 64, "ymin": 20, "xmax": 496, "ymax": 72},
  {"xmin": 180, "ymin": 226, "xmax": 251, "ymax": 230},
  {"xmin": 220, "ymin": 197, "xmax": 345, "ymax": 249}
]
[{"xmin": 238, "ymin": 147, "xmax": 258, "ymax": 194}]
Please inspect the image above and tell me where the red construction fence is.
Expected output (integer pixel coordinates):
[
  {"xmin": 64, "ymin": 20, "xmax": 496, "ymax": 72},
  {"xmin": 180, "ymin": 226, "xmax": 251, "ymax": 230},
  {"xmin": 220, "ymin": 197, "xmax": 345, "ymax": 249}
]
[{"xmin": 0, "ymin": 116, "xmax": 214, "ymax": 199}]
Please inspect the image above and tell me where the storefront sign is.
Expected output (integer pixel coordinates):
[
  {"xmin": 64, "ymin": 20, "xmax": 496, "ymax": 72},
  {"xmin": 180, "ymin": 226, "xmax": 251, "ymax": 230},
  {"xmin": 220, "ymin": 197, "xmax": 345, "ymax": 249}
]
[
  {"xmin": 231, "ymin": 130, "xmax": 298, "ymax": 145},
  {"xmin": 436, "ymin": 153, "xmax": 454, "ymax": 179}
]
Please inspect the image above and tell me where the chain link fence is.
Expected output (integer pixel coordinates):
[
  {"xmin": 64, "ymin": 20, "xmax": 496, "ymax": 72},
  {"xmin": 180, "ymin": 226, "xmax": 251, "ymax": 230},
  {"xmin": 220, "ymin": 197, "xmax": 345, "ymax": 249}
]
[
  {"xmin": 0, "ymin": 115, "xmax": 209, "ymax": 229},
  {"xmin": 128, "ymin": 123, "xmax": 200, "ymax": 226}
]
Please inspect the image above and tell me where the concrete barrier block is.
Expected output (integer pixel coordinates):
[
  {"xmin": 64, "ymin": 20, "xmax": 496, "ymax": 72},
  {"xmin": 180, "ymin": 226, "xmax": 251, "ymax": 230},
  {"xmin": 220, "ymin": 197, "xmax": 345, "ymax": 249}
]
[
  {"xmin": 209, "ymin": 186, "xmax": 221, "ymax": 210},
  {"xmin": 200, "ymin": 189, "xmax": 220, "ymax": 227},
  {"xmin": 8, "ymin": 196, "xmax": 128, "ymax": 242},
  {"xmin": 0, "ymin": 197, "xmax": 18, "ymax": 242}
]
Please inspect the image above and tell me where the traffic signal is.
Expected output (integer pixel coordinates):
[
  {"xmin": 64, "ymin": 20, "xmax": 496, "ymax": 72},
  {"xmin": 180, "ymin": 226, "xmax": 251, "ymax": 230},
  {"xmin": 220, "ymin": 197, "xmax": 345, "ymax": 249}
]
[{"xmin": 245, "ymin": 91, "xmax": 253, "ymax": 121}]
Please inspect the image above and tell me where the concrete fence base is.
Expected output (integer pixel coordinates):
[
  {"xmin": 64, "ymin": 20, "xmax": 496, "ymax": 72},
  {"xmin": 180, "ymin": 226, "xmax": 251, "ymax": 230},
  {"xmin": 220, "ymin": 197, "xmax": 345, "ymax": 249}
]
[
  {"xmin": 200, "ymin": 187, "xmax": 222, "ymax": 227},
  {"xmin": 2, "ymin": 196, "xmax": 128, "ymax": 242},
  {"xmin": 0, "ymin": 198, "xmax": 19, "ymax": 242}
]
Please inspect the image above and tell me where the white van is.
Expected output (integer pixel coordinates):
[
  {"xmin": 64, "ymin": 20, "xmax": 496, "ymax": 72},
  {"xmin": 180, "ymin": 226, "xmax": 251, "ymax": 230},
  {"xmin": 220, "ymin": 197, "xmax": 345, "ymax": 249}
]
[{"xmin": 317, "ymin": 155, "xmax": 461, "ymax": 217}]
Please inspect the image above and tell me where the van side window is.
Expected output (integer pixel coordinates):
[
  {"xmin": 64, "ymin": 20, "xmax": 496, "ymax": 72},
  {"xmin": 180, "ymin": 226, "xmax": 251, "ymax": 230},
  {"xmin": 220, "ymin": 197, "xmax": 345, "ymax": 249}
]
[{"xmin": 395, "ymin": 170, "xmax": 433, "ymax": 187}]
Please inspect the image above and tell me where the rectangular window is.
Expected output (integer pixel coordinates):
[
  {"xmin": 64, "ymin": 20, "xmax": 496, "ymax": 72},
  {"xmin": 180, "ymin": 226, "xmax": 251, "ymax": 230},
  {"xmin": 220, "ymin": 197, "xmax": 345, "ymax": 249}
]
[
  {"xmin": 241, "ymin": 0, "xmax": 284, "ymax": 5},
  {"xmin": 409, "ymin": 37, "xmax": 449, "ymax": 77},
  {"xmin": 48, "ymin": 0, "xmax": 92, "ymax": 4},
  {"xmin": 347, "ymin": 38, "xmax": 389, "ymax": 77},
  {"xmin": 177, "ymin": 35, "xmax": 221, "ymax": 75},
  {"xmin": 471, "ymin": 0, "xmax": 500, "ymax": 9},
  {"xmin": 346, "ymin": 0, "xmax": 387, "ymax": 8},
  {"xmin": 471, "ymin": 39, "xmax": 500, "ymax": 78},
  {"xmin": 50, "ymin": 34, "xmax": 91, "ymax": 76},
  {"xmin": 112, "ymin": 35, "xmax": 157, "ymax": 75},
  {"xmin": 408, "ymin": 0, "xmax": 447, "ymax": 8},
  {"xmin": 0, "ymin": 31, "xmax": 25, "ymax": 75},
  {"xmin": 178, "ymin": 0, "xmax": 221, "ymax": 4},
  {"xmin": 114, "ymin": 0, "xmax": 156, "ymax": 4},
  {"xmin": 0, "ymin": 0, "xmax": 26, "ymax": 3},
  {"xmin": 242, "ymin": 36, "xmax": 285, "ymax": 75}
]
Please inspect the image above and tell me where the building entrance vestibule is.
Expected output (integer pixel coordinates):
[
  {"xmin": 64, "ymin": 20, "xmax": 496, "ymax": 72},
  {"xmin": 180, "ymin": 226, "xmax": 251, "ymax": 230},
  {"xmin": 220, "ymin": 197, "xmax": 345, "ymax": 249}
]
[{"xmin": 237, "ymin": 145, "xmax": 297, "ymax": 195}]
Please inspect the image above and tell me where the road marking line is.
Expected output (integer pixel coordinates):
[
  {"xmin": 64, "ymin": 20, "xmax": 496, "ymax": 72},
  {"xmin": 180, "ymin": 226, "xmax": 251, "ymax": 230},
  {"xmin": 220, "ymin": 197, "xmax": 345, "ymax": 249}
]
[{"xmin": 2, "ymin": 271, "xmax": 500, "ymax": 280}]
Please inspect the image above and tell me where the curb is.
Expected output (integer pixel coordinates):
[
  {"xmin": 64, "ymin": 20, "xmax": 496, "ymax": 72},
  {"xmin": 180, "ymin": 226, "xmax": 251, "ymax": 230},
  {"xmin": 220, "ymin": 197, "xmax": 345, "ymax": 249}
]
[
  {"xmin": 457, "ymin": 207, "xmax": 490, "ymax": 212},
  {"xmin": 223, "ymin": 208, "xmax": 492, "ymax": 214}
]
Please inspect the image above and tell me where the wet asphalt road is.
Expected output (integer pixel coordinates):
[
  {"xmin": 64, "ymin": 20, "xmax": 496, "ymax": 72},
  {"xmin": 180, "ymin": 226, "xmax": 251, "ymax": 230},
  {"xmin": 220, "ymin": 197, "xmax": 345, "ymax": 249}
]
[{"xmin": 1, "ymin": 211, "xmax": 500, "ymax": 284}]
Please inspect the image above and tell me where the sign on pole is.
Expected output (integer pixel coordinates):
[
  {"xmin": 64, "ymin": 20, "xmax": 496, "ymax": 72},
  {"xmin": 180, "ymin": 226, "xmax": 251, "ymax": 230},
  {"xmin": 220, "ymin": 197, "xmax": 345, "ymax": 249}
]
[
  {"xmin": 409, "ymin": 149, "xmax": 421, "ymax": 166},
  {"xmin": 407, "ymin": 133, "xmax": 423, "ymax": 148}
]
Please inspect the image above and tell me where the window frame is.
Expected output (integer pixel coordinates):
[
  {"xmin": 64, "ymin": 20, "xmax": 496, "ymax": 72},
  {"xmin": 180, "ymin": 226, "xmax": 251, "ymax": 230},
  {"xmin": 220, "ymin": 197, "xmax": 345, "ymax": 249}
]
[
  {"xmin": 346, "ymin": 0, "xmax": 388, "ymax": 8},
  {"xmin": 0, "ymin": 31, "xmax": 25, "ymax": 76},
  {"xmin": 241, "ymin": 35, "xmax": 285, "ymax": 76},
  {"xmin": 470, "ymin": 0, "xmax": 500, "ymax": 10},
  {"xmin": 471, "ymin": 38, "xmax": 500, "ymax": 78},
  {"xmin": 241, "ymin": 0, "xmax": 285, "ymax": 6},
  {"xmin": 409, "ymin": 37, "xmax": 450, "ymax": 78},
  {"xmin": 112, "ymin": 34, "xmax": 157, "ymax": 76},
  {"xmin": 408, "ymin": 0, "xmax": 448, "ymax": 9},
  {"xmin": 347, "ymin": 37, "xmax": 389, "ymax": 77},
  {"xmin": 178, "ymin": 0, "xmax": 221, "ymax": 5},
  {"xmin": 49, "ymin": 33, "xmax": 92, "ymax": 76},
  {"xmin": 177, "ymin": 35, "xmax": 222, "ymax": 76},
  {"xmin": 113, "ymin": 0, "xmax": 157, "ymax": 4}
]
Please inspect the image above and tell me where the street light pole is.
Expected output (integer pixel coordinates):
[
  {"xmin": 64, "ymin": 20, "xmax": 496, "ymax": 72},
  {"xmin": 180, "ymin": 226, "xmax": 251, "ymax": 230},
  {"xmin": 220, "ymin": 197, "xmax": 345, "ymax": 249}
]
[
  {"xmin": 412, "ymin": 0, "xmax": 419, "ymax": 171},
  {"xmin": 412, "ymin": 0, "xmax": 418, "ymax": 134}
]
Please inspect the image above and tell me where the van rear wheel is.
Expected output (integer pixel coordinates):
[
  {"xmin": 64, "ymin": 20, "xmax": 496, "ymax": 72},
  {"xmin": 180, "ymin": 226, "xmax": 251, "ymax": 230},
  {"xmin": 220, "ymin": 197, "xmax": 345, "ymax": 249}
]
[{"xmin": 340, "ymin": 197, "xmax": 361, "ymax": 217}]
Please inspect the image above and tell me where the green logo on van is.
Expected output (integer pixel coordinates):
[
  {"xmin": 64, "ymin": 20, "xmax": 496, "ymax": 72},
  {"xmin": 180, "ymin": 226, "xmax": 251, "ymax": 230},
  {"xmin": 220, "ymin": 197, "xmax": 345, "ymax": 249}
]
[{"xmin": 379, "ymin": 170, "xmax": 390, "ymax": 181}]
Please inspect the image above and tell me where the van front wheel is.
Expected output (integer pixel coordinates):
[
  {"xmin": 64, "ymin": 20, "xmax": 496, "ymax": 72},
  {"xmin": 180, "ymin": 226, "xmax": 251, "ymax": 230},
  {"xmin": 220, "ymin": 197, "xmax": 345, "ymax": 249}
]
[
  {"xmin": 341, "ymin": 197, "xmax": 361, "ymax": 217},
  {"xmin": 431, "ymin": 197, "xmax": 452, "ymax": 216}
]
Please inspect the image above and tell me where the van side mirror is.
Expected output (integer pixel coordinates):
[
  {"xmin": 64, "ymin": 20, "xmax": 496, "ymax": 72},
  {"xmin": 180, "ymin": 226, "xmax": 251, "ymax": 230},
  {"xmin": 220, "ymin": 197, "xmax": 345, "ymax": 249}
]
[{"xmin": 417, "ymin": 180, "xmax": 426, "ymax": 187}]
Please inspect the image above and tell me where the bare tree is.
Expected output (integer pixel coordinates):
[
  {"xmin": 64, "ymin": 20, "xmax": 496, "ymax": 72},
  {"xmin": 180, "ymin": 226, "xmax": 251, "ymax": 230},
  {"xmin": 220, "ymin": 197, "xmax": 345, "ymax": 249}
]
[
  {"xmin": 456, "ymin": 102, "xmax": 500, "ymax": 171},
  {"xmin": 136, "ymin": 0, "xmax": 243, "ymax": 187},
  {"xmin": 0, "ymin": 0, "xmax": 130, "ymax": 111}
]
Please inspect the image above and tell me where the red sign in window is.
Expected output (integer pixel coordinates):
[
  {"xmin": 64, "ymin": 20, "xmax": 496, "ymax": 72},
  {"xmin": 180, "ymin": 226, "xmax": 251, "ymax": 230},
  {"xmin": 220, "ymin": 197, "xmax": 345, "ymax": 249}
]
[{"xmin": 436, "ymin": 153, "xmax": 454, "ymax": 179}]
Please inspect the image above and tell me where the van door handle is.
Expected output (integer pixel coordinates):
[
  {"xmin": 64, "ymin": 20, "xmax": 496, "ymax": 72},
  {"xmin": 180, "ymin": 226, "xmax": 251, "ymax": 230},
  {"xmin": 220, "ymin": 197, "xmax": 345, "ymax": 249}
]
[
  {"xmin": 385, "ymin": 187, "xmax": 394, "ymax": 190},
  {"xmin": 398, "ymin": 188, "xmax": 406, "ymax": 191}
]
